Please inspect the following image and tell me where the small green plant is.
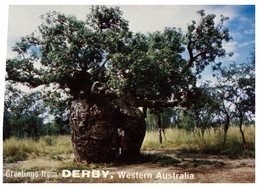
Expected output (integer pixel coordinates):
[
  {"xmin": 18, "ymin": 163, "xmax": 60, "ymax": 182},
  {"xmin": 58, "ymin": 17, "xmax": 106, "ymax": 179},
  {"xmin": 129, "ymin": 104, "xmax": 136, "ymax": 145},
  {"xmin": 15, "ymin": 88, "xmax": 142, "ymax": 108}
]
[
  {"xmin": 49, "ymin": 153, "xmax": 56, "ymax": 160},
  {"xmin": 56, "ymin": 155, "xmax": 63, "ymax": 161},
  {"xmin": 94, "ymin": 164, "xmax": 100, "ymax": 169},
  {"xmin": 147, "ymin": 154, "xmax": 181, "ymax": 166},
  {"xmin": 44, "ymin": 136, "xmax": 55, "ymax": 146},
  {"xmin": 106, "ymin": 163, "xmax": 114, "ymax": 168},
  {"xmin": 190, "ymin": 159, "xmax": 226, "ymax": 167},
  {"xmin": 215, "ymin": 161, "xmax": 226, "ymax": 166},
  {"xmin": 160, "ymin": 157, "xmax": 181, "ymax": 167},
  {"xmin": 4, "ymin": 152, "xmax": 28, "ymax": 163},
  {"xmin": 192, "ymin": 159, "xmax": 213, "ymax": 165}
]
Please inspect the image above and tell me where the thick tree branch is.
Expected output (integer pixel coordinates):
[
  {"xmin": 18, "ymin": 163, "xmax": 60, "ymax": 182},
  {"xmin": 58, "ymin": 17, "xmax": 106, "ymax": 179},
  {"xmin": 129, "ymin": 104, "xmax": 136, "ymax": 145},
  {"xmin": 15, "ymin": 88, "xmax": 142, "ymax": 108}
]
[
  {"xmin": 180, "ymin": 41, "xmax": 207, "ymax": 74},
  {"xmin": 181, "ymin": 41, "xmax": 194, "ymax": 74},
  {"xmin": 193, "ymin": 51, "xmax": 207, "ymax": 59},
  {"xmin": 5, "ymin": 76, "xmax": 44, "ymax": 88}
]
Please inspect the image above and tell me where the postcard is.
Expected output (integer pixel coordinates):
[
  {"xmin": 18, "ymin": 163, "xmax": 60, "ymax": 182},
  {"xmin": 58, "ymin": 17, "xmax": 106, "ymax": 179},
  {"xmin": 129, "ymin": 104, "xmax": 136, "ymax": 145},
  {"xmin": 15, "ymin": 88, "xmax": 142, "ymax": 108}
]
[{"xmin": 2, "ymin": 4, "xmax": 255, "ymax": 183}]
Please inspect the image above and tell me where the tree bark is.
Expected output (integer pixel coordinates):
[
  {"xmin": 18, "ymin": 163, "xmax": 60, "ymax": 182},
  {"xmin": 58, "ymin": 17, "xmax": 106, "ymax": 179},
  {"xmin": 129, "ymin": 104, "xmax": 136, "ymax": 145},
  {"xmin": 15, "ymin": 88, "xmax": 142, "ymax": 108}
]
[
  {"xmin": 70, "ymin": 92, "xmax": 146, "ymax": 163},
  {"xmin": 223, "ymin": 113, "xmax": 230, "ymax": 147},
  {"xmin": 157, "ymin": 113, "xmax": 162, "ymax": 144},
  {"xmin": 239, "ymin": 114, "xmax": 246, "ymax": 145}
]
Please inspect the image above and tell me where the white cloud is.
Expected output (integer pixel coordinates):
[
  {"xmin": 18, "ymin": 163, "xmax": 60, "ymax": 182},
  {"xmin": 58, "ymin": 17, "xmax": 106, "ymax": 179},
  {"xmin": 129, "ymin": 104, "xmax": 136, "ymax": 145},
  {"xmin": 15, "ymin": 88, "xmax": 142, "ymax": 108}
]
[
  {"xmin": 238, "ymin": 40, "xmax": 255, "ymax": 47},
  {"xmin": 8, "ymin": 5, "xmax": 239, "ymax": 39},
  {"xmin": 8, "ymin": 5, "xmax": 92, "ymax": 41},
  {"xmin": 120, "ymin": 5, "xmax": 238, "ymax": 33},
  {"xmin": 240, "ymin": 16, "xmax": 249, "ymax": 22},
  {"xmin": 228, "ymin": 53, "xmax": 240, "ymax": 61},
  {"xmin": 244, "ymin": 29, "xmax": 255, "ymax": 35},
  {"xmin": 7, "ymin": 5, "xmax": 93, "ymax": 58},
  {"xmin": 223, "ymin": 41, "xmax": 237, "ymax": 53},
  {"xmin": 229, "ymin": 31, "xmax": 243, "ymax": 40},
  {"xmin": 221, "ymin": 39, "xmax": 255, "ymax": 62},
  {"xmin": 120, "ymin": 5, "xmax": 203, "ymax": 33},
  {"xmin": 222, "ymin": 41, "xmax": 239, "ymax": 61},
  {"xmin": 223, "ymin": 40, "xmax": 254, "ymax": 52}
]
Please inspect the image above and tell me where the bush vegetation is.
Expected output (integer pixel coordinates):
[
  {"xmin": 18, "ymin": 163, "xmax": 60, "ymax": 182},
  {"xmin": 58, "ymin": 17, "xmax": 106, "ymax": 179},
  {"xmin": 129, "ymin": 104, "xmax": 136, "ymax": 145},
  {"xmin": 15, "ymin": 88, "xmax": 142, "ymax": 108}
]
[
  {"xmin": 3, "ymin": 125, "xmax": 254, "ymax": 163},
  {"xmin": 141, "ymin": 126, "xmax": 255, "ymax": 158}
]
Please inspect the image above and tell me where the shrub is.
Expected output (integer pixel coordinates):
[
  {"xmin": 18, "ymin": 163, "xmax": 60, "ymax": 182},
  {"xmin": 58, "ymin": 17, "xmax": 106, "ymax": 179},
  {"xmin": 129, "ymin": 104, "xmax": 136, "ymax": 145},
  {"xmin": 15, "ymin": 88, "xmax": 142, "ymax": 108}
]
[{"xmin": 44, "ymin": 136, "xmax": 55, "ymax": 146}]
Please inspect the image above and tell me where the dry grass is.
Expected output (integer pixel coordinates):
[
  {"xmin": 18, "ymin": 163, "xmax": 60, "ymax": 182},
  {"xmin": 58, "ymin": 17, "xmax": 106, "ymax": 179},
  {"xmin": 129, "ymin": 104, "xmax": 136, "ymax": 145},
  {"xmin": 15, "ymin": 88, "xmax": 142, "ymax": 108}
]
[
  {"xmin": 21, "ymin": 158, "xmax": 65, "ymax": 170},
  {"xmin": 141, "ymin": 126, "xmax": 255, "ymax": 152},
  {"xmin": 3, "ymin": 125, "xmax": 255, "ymax": 164},
  {"xmin": 3, "ymin": 135, "xmax": 73, "ymax": 163},
  {"xmin": 3, "ymin": 137, "xmax": 44, "ymax": 157},
  {"xmin": 3, "ymin": 126, "xmax": 255, "ymax": 183}
]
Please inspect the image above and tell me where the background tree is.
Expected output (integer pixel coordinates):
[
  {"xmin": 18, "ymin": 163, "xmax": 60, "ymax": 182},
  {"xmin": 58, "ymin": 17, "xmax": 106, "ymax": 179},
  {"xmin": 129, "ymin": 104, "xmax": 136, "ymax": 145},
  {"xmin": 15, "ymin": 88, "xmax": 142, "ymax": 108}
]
[
  {"xmin": 4, "ymin": 84, "xmax": 71, "ymax": 139},
  {"xmin": 215, "ymin": 53, "xmax": 255, "ymax": 145},
  {"xmin": 179, "ymin": 84, "xmax": 221, "ymax": 136},
  {"xmin": 4, "ymin": 85, "xmax": 45, "ymax": 139}
]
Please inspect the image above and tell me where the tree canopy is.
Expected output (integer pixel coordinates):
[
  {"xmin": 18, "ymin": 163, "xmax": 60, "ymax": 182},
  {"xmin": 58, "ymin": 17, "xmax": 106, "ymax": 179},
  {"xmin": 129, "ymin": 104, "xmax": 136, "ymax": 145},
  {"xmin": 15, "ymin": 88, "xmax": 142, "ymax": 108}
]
[{"xmin": 6, "ymin": 6, "xmax": 232, "ymax": 109}]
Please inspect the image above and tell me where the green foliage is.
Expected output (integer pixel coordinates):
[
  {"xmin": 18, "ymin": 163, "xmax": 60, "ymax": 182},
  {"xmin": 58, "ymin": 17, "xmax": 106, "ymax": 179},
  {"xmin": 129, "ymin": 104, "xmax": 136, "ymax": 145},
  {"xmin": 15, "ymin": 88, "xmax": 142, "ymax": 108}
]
[
  {"xmin": 146, "ymin": 108, "xmax": 177, "ymax": 130},
  {"xmin": 215, "ymin": 52, "xmax": 255, "ymax": 144},
  {"xmin": 6, "ymin": 6, "xmax": 132, "ymax": 98},
  {"xmin": 216, "ymin": 58, "xmax": 255, "ymax": 116},
  {"xmin": 180, "ymin": 85, "xmax": 222, "ymax": 133},
  {"xmin": 6, "ymin": 6, "xmax": 231, "ymax": 109},
  {"xmin": 178, "ymin": 110, "xmax": 197, "ymax": 131},
  {"xmin": 185, "ymin": 10, "xmax": 232, "ymax": 74},
  {"xmin": 3, "ymin": 86, "xmax": 70, "ymax": 139},
  {"xmin": 4, "ymin": 85, "xmax": 46, "ymax": 139},
  {"xmin": 108, "ymin": 28, "xmax": 190, "ymax": 101}
]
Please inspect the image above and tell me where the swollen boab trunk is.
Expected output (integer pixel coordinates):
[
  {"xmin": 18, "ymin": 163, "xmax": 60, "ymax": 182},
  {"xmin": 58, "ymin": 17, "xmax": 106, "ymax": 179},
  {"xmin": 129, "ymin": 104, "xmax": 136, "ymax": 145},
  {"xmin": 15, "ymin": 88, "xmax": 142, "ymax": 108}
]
[{"xmin": 69, "ymin": 92, "xmax": 146, "ymax": 163}]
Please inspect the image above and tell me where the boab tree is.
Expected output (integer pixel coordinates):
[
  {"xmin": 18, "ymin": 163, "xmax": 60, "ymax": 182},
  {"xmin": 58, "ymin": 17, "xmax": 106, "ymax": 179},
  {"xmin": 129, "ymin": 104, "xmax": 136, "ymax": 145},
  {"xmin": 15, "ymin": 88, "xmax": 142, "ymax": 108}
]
[{"xmin": 6, "ymin": 6, "xmax": 232, "ymax": 162}]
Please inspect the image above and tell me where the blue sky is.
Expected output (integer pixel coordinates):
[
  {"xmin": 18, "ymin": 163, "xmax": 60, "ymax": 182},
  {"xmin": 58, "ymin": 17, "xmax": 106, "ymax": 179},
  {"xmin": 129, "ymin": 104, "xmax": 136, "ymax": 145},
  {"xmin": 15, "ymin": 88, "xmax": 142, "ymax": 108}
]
[
  {"xmin": 5, "ymin": 5, "xmax": 255, "ymax": 84},
  {"xmin": 220, "ymin": 5, "xmax": 255, "ymax": 64},
  {"xmin": 199, "ymin": 5, "xmax": 255, "ymax": 81}
]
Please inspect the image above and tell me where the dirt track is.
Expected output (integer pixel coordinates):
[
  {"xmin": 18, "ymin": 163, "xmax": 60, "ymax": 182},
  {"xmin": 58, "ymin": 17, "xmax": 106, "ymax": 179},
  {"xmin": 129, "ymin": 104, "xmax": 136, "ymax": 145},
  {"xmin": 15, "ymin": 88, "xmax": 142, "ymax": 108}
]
[
  {"xmin": 139, "ymin": 151, "xmax": 255, "ymax": 183},
  {"xmin": 3, "ymin": 150, "xmax": 255, "ymax": 183}
]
